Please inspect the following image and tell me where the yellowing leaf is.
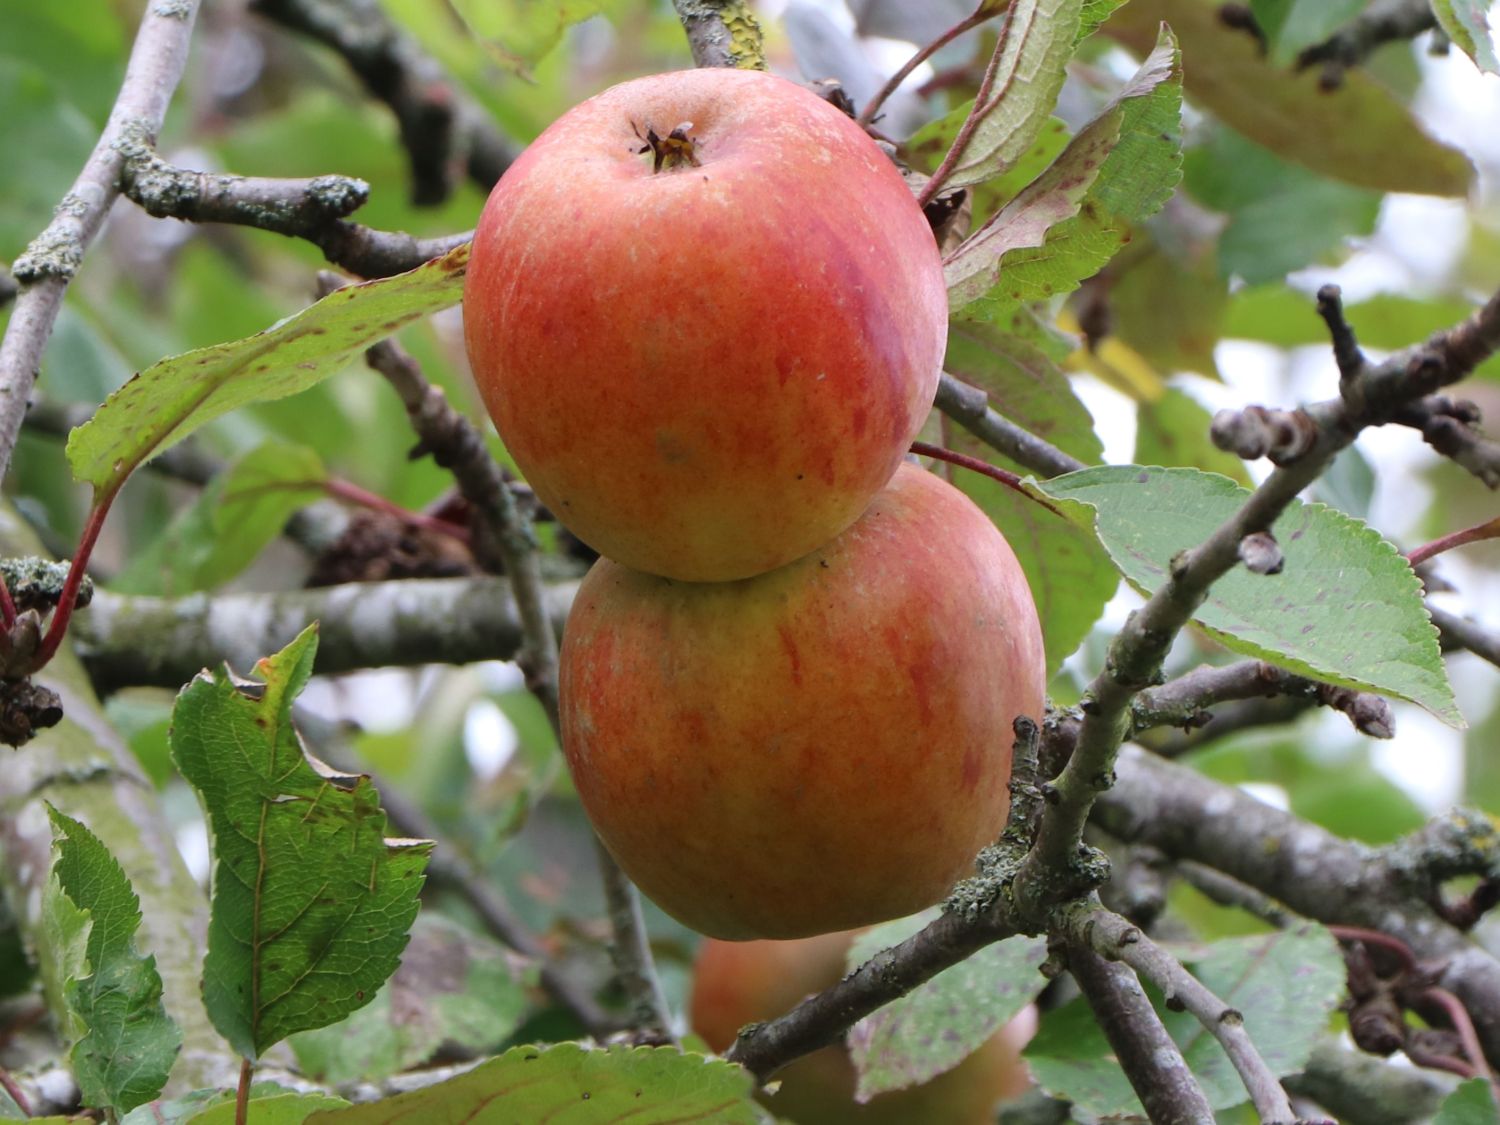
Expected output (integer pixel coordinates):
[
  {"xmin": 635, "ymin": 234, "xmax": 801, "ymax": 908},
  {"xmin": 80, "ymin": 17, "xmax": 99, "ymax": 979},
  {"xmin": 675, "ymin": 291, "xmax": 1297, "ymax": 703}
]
[{"xmin": 1105, "ymin": 0, "xmax": 1474, "ymax": 197}]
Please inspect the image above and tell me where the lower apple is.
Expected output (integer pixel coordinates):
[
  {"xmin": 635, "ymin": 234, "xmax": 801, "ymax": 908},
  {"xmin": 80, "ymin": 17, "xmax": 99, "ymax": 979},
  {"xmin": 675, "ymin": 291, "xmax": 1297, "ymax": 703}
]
[{"xmin": 559, "ymin": 462, "xmax": 1047, "ymax": 939}]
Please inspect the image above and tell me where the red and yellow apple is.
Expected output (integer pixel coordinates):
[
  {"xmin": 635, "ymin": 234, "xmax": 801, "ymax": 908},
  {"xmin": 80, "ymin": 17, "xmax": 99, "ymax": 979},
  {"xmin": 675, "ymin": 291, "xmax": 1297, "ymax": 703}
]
[
  {"xmin": 690, "ymin": 930, "xmax": 1035, "ymax": 1124},
  {"xmin": 463, "ymin": 67, "xmax": 946, "ymax": 582},
  {"xmin": 559, "ymin": 463, "xmax": 1046, "ymax": 939}
]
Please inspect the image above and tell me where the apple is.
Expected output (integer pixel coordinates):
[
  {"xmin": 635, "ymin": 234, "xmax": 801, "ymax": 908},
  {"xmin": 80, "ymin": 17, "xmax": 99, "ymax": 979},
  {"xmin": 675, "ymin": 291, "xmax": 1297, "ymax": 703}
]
[
  {"xmin": 463, "ymin": 67, "xmax": 946, "ymax": 582},
  {"xmin": 559, "ymin": 462, "xmax": 1046, "ymax": 939},
  {"xmin": 690, "ymin": 930, "xmax": 1035, "ymax": 1124}
]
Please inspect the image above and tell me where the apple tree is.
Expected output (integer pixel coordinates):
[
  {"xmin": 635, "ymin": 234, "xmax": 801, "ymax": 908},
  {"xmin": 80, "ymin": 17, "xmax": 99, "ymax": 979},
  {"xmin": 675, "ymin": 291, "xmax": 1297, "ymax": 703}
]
[{"xmin": 2, "ymin": 0, "xmax": 1500, "ymax": 1122}]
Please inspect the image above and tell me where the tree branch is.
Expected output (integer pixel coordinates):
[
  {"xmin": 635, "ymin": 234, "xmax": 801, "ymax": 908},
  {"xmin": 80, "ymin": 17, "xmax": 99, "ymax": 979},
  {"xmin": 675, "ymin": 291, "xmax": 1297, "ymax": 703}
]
[
  {"xmin": 1068, "ymin": 941, "xmax": 1217, "ymax": 1122},
  {"xmin": 1013, "ymin": 282, "xmax": 1500, "ymax": 930},
  {"xmin": 725, "ymin": 906, "xmax": 1020, "ymax": 1081},
  {"xmin": 249, "ymin": 0, "xmax": 515, "ymax": 202},
  {"xmin": 118, "ymin": 136, "xmax": 470, "ymax": 278},
  {"xmin": 1098, "ymin": 745, "xmax": 1500, "ymax": 1068},
  {"xmin": 1432, "ymin": 604, "xmax": 1500, "ymax": 669},
  {"xmin": 1132, "ymin": 659, "xmax": 1395, "ymax": 740},
  {"xmin": 1287, "ymin": 1039, "xmax": 1451, "ymax": 1125},
  {"xmin": 670, "ymin": 0, "xmax": 767, "ymax": 70},
  {"xmin": 1077, "ymin": 906, "xmax": 1296, "ymax": 1122},
  {"xmin": 934, "ymin": 372, "xmax": 1087, "ymax": 478},
  {"xmin": 1297, "ymin": 0, "xmax": 1438, "ymax": 87},
  {"xmin": 73, "ymin": 576, "xmax": 576, "ymax": 693},
  {"xmin": 0, "ymin": 0, "xmax": 201, "ymax": 484}
]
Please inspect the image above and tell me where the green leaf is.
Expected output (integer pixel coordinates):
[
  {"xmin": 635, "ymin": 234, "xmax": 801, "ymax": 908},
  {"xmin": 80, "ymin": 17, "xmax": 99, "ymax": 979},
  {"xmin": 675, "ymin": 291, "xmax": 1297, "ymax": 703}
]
[
  {"xmin": 0, "ymin": 60, "xmax": 99, "ymax": 255},
  {"xmin": 114, "ymin": 443, "xmax": 327, "ymax": 595},
  {"xmin": 289, "ymin": 913, "xmax": 532, "ymax": 1084},
  {"xmin": 1312, "ymin": 445, "xmax": 1376, "ymax": 521},
  {"xmin": 907, "ymin": 109, "xmax": 1072, "ymax": 230},
  {"xmin": 1163, "ymin": 925, "xmax": 1346, "ymax": 1107},
  {"xmin": 119, "ymin": 1083, "xmax": 323, "ymax": 1125},
  {"xmin": 846, "ymin": 911, "xmax": 1047, "ymax": 1099},
  {"xmin": 185, "ymin": 1093, "xmax": 350, "ymax": 1124},
  {"xmin": 1105, "ymin": 0, "xmax": 1474, "ymax": 197},
  {"xmin": 1432, "ymin": 0, "xmax": 1500, "ymax": 75},
  {"xmin": 1435, "ymin": 1077, "xmax": 1500, "ymax": 1125},
  {"xmin": 1024, "ymin": 994, "xmax": 1142, "ymax": 1117},
  {"xmin": 1251, "ymin": 0, "xmax": 1368, "ymax": 66},
  {"xmin": 1078, "ymin": 0, "xmax": 1127, "ymax": 40},
  {"xmin": 47, "ymin": 808, "xmax": 182, "ymax": 1114},
  {"xmin": 949, "ymin": 26, "xmax": 1182, "ymax": 312},
  {"xmin": 1034, "ymin": 466, "xmax": 1463, "ymax": 725},
  {"xmin": 942, "ymin": 313, "xmax": 1119, "ymax": 674},
  {"xmin": 1135, "ymin": 388, "xmax": 1250, "ymax": 484},
  {"xmin": 305, "ymin": 1043, "xmax": 767, "ymax": 1124},
  {"xmin": 170, "ymin": 626, "xmax": 433, "ymax": 1059},
  {"xmin": 1186, "ymin": 127, "xmax": 1380, "ymax": 285},
  {"xmin": 66, "ymin": 243, "xmax": 468, "ymax": 496},
  {"xmin": 934, "ymin": 0, "xmax": 1084, "ymax": 195},
  {"xmin": 1108, "ymin": 239, "xmax": 1227, "ymax": 381},
  {"xmin": 447, "ymin": 0, "xmax": 621, "ymax": 75}
]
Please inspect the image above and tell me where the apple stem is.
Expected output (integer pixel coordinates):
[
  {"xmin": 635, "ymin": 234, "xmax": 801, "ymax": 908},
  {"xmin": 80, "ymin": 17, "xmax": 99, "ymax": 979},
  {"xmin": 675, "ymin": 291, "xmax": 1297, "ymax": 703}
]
[{"xmin": 910, "ymin": 440, "xmax": 1064, "ymax": 516}]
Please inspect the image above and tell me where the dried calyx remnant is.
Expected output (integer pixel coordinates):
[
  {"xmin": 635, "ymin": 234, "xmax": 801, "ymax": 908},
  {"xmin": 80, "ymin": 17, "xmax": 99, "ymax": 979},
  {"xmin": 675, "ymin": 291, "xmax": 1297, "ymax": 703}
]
[
  {"xmin": 0, "ymin": 558, "xmax": 97, "ymax": 748},
  {"xmin": 634, "ymin": 122, "xmax": 700, "ymax": 172}
]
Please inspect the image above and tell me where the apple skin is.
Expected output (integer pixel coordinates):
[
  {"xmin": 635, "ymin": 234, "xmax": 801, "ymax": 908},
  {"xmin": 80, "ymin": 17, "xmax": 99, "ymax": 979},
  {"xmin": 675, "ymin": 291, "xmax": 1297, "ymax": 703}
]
[
  {"xmin": 463, "ymin": 67, "xmax": 947, "ymax": 582},
  {"xmin": 690, "ymin": 931, "xmax": 1034, "ymax": 1124},
  {"xmin": 559, "ymin": 463, "xmax": 1046, "ymax": 940}
]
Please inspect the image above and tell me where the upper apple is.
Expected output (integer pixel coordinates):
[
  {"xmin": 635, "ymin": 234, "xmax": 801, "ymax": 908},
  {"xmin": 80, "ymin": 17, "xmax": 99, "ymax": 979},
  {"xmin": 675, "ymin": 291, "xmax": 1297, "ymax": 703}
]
[{"xmin": 463, "ymin": 67, "xmax": 947, "ymax": 582}]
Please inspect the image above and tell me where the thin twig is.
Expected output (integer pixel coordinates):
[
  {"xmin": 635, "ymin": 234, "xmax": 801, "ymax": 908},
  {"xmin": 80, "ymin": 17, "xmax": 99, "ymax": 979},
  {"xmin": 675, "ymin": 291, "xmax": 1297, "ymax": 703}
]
[
  {"xmin": 1408, "ymin": 516, "xmax": 1500, "ymax": 568},
  {"xmin": 1328, "ymin": 924, "xmax": 1418, "ymax": 974},
  {"xmin": 1068, "ymin": 941, "xmax": 1216, "ymax": 1123},
  {"xmin": 1079, "ymin": 906, "xmax": 1296, "ymax": 1123},
  {"xmin": 337, "ymin": 295, "xmax": 674, "ymax": 1042},
  {"xmin": 916, "ymin": 10, "xmax": 1013, "ymax": 209},
  {"xmin": 1419, "ymin": 987, "xmax": 1499, "ymax": 1099},
  {"xmin": 250, "ymin": 0, "xmax": 515, "ymax": 201},
  {"xmin": 857, "ymin": 7, "xmax": 998, "ymax": 127},
  {"xmin": 910, "ymin": 439, "xmax": 1064, "ymax": 514},
  {"xmin": 1298, "ymin": 0, "xmax": 1439, "ymax": 87},
  {"xmin": 0, "ymin": 0, "xmax": 202, "ymax": 483},
  {"xmin": 371, "ymin": 774, "xmax": 619, "ymax": 1035},
  {"xmin": 1132, "ymin": 659, "xmax": 1394, "ymax": 740},
  {"xmin": 934, "ymin": 372, "xmax": 1087, "ymax": 478},
  {"xmin": 725, "ymin": 906, "xmax": 1019, "ymax": 1080},
  {"xmin": 1431, "ymin": 604, "xmax": 1500, "ymax": 669},
  {"xmin": 119, "ymin": 137, "xmax": 470, "ymax": 278}
]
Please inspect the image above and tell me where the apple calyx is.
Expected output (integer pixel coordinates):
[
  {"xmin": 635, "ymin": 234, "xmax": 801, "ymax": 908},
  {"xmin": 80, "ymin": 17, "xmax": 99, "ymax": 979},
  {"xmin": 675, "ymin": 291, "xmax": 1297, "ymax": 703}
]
[{"xmin": 634, "ymin": 120, "xmax": 700, "ymax": 172}]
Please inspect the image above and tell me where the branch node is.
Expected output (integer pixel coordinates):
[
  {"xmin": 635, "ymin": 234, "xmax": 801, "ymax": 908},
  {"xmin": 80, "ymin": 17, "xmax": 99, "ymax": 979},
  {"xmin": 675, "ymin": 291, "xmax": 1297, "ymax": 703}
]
[{"xmin": 1238, "ymin": 531, "xmax": 1285, "ymax": 575}]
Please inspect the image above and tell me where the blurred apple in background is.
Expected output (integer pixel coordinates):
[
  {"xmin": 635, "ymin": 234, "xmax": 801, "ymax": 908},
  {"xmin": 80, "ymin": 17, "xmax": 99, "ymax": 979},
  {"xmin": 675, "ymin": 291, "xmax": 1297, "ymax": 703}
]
[{"xmin": 690, "ymin": 929, "xmax": 1035, "ymax": 1124}]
